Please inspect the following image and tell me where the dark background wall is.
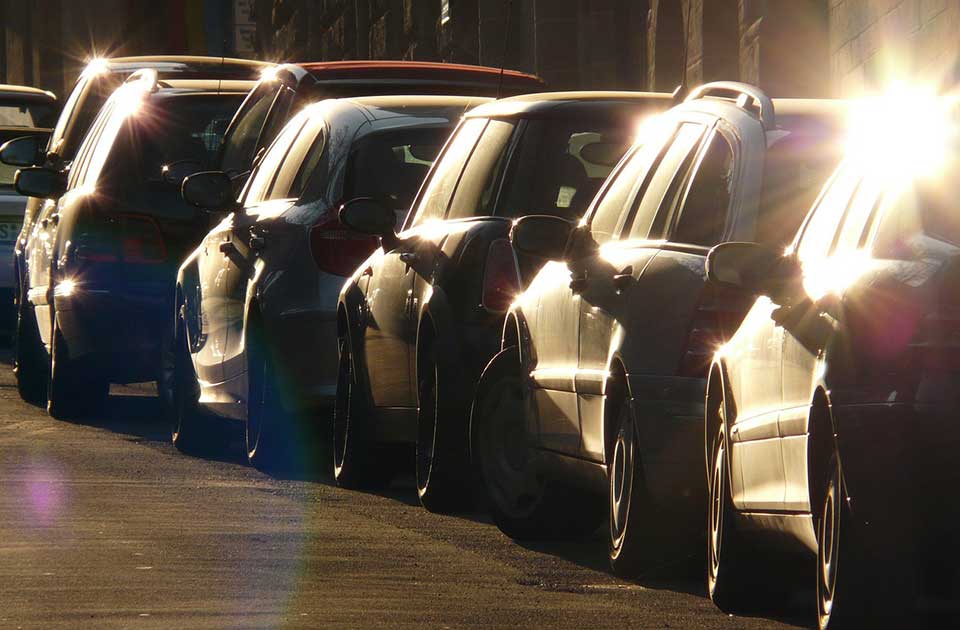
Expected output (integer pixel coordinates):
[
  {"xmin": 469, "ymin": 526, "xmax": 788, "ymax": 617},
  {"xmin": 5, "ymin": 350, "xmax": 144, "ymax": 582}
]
[{"xmin": 1, "ymin": 1, "xmax": 954, "ymax": 101}]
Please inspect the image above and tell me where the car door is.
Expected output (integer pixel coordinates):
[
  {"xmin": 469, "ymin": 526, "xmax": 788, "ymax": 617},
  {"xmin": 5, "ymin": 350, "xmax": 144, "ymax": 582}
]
[
  {"xmin": 218, "ymin": 113, "xmax": 311, "ymax": 394},
  {"xmin": 779, "ymin": 164, "xmax": 874, "ymax": 511},
  {"xmin": 574, "ymin": 119, "xmax": 702, "ymax": 462},
  {"xmin": 363, "ymin": 118, "xmax": 487, "ymax": 408}
]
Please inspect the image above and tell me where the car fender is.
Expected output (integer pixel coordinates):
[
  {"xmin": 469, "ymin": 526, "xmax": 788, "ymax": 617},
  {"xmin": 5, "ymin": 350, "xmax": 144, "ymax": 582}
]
[{"xmin": 416, "ymin": 285, "xmax": 462, "ymax": 384}]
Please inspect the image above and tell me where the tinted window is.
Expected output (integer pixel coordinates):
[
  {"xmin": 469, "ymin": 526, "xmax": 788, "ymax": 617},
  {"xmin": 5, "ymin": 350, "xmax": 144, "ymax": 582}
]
[
  {"xmin": 49, "ymin": 78, "xmax": 87, "ymax": 153},
  {"xmin": 70, "ymin": 99, "xmax": 120, "ymax": 190},
  {"xmin": 0, "ymin": 98, "xmax": 57, "ymax": 128},
  {"xmin": 344, "ymin": 126, "xmax": 451, "ymax": 214},
  {"xmin": 497, "ymin": 118, "xmax": 634, "ymax": 221},
  {"xmin": 244, "ymin": 115, "xmax": 308, "ymax": 204},
  {"xmin": 796, "ymin": 166, "xmax": 861, "ymax": 263},
  {"xmin": 58, "ymin": 74, "xmax": 121, "ymax": 161},
  {"xmin": 672, "ymin": 131, "xmax": 734, "ymax": 246},
  {"xmin": 220, "ymin": 83, "xmax": 278, "ymax": 175},
  {"xmin": 446, "ymin": 119, "xmax": 516, "ymax": 220},
  {"xmin": 628, "ymin": 123, "xmax": 706, "ymax": 239},
  {"xmin": 271, "ymin": 120, "xmax": 324, "ymax": 201},
  {"xmin": 588, "ymin": 123, "xmax": 676, "ymax": 244},
  {"xmin": 408, "ymin": 118, "xmax": 487, "ymax": 227}
]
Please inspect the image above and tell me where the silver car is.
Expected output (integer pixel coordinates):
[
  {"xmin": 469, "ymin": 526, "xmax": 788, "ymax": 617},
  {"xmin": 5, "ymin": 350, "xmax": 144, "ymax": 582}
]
[{"xmin": 170, "ymin": 94, "xmax": 487, "ymax": 469}]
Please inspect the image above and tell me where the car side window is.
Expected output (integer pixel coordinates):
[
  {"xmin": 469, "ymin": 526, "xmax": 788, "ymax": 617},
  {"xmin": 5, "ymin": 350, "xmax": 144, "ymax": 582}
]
[
  {"xmin": 445, "ymin": 119, "xmax": 516, "ymax": 221},
  {"xmin": 671, "ymin": 130, "xmax": 735, "ymax": 247},
  {"xmin": 270, "ymin": 119, "xmax": 324, "ymax": 201},
  {"xmin": 220, "ymin": 83, "xmax": 278, "ymax": 175},
  {"xmin": 628, "ymin": 122, "xmax": 707, "ymax": 240},
  {"xmin": 795, "ymin": 166, "xmax": 861, "ymax": 264},
  {"xmin": 588, "ymin": 123, "xmax": 676, "ymax": 244},
  {"xmin": 408, "ymin": 118, "xmax": 487, "ymax": 228},
  {"xmin": 833, "ymin": 173, "xmax": 882, "ymax": 255},
  {"xmin": 68, "ymin": 99, "xmax": 116, "ymax": 190},
  {"xmin": 243, "ymin": 115, "xmax": 308, "ymax": 205},
  {"xmin": 49, "ymin": 77, "xmax": 87, "ymax": 155}
]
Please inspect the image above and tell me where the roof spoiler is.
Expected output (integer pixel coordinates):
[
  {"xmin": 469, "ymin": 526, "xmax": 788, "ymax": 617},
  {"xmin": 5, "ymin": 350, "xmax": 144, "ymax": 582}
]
[{"xmin": 685, "ymin": 81, "xmax": 776, "ymax": 131}]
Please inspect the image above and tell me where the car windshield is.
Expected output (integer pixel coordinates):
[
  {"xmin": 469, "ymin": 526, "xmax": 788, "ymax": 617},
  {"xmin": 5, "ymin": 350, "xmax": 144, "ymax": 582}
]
[
  {"xmin": 343, "ymin": 126, "xmax": 452, "ymax": 212},
  {"xmin": 496, "ymin": 117, "xmax": 633, "ymax": 221},
  {"xmin": 0, "ymin": 98, "xmax": 57, "ymax": 128}
]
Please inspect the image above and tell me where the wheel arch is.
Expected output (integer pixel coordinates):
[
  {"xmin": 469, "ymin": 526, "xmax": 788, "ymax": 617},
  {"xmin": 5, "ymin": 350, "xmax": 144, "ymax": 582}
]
[
  {"xmin": 807, "ymin": 385, "xmax": 840, "ymax": 521},
  {"xmin": 602, "ymin": 356, "xmax": 631, "ymax": 466}
]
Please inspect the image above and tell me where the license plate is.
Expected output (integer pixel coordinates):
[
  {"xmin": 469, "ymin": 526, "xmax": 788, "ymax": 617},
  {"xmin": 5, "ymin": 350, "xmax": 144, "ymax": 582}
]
[{"xmin": 0, "ymin": 220, "xmax": 22, "ymax": 243}]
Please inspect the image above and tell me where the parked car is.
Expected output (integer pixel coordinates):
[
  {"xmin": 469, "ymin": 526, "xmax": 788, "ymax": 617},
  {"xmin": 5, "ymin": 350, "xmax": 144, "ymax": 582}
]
[
  {"xmin": 172, "ymin": 95, "xmax": 486, "ymax": 470},
  {"xmin": 704, "ymin": 92, "xmax": 960, "ymax": 628},
  {"xmin": 3, "ymin": 55, "xmax": 266, "ymax": 404},
  {"xmin": 0, "ymin": 84, "xmax": 58, "ymax": 323},
  {"xmin": 218, "ymin": 61, "xmax": 545, "ymax": 186},
  {"xmin": 469, "ymin": 83, "xmax": 848, "ymax": 575},
  {"xmin": 12, "ymin": 69, "xmax": 254, "ymax": 418},
  {"xmin": 335, "ymin": 91, "xmax": 672, "ymax": 511}
]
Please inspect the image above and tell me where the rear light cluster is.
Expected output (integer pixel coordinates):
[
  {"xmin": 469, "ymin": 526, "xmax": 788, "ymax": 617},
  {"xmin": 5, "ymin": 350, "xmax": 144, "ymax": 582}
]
[
  {"xmin": 678, "ymin": 289, "xmax": 752, "ymax": 378},
  {"xmin": 75, "ymin": 214, "xmax": 167, "ymax": 265},
  {"xmin": 309, "ymin": 213, "xmax": 378, "ymax": 277},
  {"xmin": 481, "ymin": 239, "xmax": 521, "ymax": 312}
]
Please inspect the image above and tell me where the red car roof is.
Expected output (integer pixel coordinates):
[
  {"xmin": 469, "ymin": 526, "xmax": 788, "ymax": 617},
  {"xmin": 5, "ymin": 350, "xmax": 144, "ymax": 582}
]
[{"xmin": 296, "ymin": 60, "xmax": 546, "ymax": 92}]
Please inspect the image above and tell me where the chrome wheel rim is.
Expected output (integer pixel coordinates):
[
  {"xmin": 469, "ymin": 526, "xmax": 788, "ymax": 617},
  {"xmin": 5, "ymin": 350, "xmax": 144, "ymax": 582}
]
[
  {"xmin": 818, "ymin": 468, "xmax": 840, "ymax": 628},
  {"xmin": 609, "ymin": 410, "xmax": 634, "ymax": 553}
]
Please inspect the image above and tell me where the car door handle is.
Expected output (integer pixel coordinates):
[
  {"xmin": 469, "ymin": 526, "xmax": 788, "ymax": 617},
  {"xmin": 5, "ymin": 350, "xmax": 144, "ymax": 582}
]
[
  {"xmin": 219, "ymin": 240, "xmax": 236, "ymax": 255},
  {"xmin": 399, "ymin": 252, "xmax": 418, "ymax": 264},
  {"xmin": 249, "ymin": 235, "xmax": 265, "ymax": 252},
  {"xmin": 613, "ymin": 266, "xmax": 634, "ymax": 291}
]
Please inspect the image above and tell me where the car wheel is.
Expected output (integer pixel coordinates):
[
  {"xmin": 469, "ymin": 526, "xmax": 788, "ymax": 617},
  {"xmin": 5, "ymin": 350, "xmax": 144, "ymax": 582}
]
[
  {"xmin": 706, "ymin": 390, "xmax": 754, "ymax": 612},
  {"xmin": 245, "ymin": 320, "xmax": 293, "ymax": 471},
  {"xmin": 169, "ymin": 310, "xmax": 211, "ymax": 454},
  {"xmin": 607, "ymin": 400, "xmax": 663, "ymax": 576},
  {"xmin": 14, "ymin": 301, "xmax": 47, "ymax": 405},
  {"xmin": 416, "ymin": 344, "xmax": 470, "ymax": 513},
  {"xmin": 334, "ymin": 333, "xmax": 391, "ymax": 489},
  {"xmin": 473, "ymin": 347, "xmax": 602, "ymax": 540},
  {"xmin": 47, "ymin": 316, "xmax": 108, "ymax": 420}
]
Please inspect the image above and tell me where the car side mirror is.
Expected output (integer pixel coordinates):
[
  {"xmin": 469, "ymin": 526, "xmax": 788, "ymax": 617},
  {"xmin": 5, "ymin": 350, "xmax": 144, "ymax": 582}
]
[
  {"xmin": 0, "ymin": 135, "xmax": 47, "ymax": 167},
  {"xmin": 162, "ymin": 159, "xmax": 204, "ymax": 187},
  {"xmin": 706, "ymin": 242, "xmax": 800, "ymax": 296},
  {"xmin": 14, "ymin": 167, "xmax": 67, "ymax": 199},
  {"xmin": 511, "ymin": 215, "xmax": 574, "ymax": 260},
  {"xmin": 182, "ymin": 171, "xmax": 235, "ymax": 211},
  {"xmin": 340, "ymin": 197, "xmax": 398, "ymax": 247}
]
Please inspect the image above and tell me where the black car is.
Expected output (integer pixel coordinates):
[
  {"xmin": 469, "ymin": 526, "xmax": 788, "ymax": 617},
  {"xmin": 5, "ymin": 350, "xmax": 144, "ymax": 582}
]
[
  {"xmin": 336, "ymin": 91, "xmax": 672, "ymax": 511},
  {"xmin": 3, "ymin": 55, "xmax": 266, "ymax": 404},
  {"xmin": 13, "ymin": 70, "xmax": 254, "ymax": 418},
  {"xmin": 217, "ymin": 60, "xmax": 546, "ymax": 186}
]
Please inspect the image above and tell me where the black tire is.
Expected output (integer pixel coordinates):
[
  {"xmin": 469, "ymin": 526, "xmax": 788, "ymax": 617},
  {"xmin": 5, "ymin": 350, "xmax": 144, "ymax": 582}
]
[
  {"xmin": 607, "ymin": 399, "xmax": 665, "ymax": 576},
  {"xmin": 14, "ymin": 301, "xmax": 47, "ymax": 405},
  {"xmin": 169, "ymin": 309, "xmax": 211, "ymax": 454},
  {"xmin": 333, "ymin": 333, "xmax": 390, "ymax": 489},
  {"xmin": 46, "ymin": 315, "xmax": 108, "ymax": 420},
  {"xmin": 245, "ymin": 319, "xmax": 294, "ymax": 471},
  {"xmin": 472, "ymin": 347, "xmax": 602, "ymax": 540},
  {"xmin": 706, "ymin": 389, "xmax": 755, "ymax": 612},
  {"xmin": 416, "ymin": 342, "xmax": 471, "ymax": 513}
]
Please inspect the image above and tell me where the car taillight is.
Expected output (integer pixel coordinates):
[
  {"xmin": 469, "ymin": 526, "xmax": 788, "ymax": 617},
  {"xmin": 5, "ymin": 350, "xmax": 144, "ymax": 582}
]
[
  {"xmin": 309, "ymin": 213, "xmax": 378, "ymax": 277},
  {"xmin": 75, "ymin": 214, "xmax": 166, "ymax": 265},
  {"xmin": 678, "ymin": 289, "xmax": 751, "ymax": 378},
  {"xmin": 482, "ymin": 239, "xmax": 521, "ymax": 312}
]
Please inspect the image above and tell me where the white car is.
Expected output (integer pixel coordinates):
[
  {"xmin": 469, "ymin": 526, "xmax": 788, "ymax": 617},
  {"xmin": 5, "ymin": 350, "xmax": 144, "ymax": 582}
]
[{"xmin": 0, "ymin": 84, "xmax": 57, "ymax": 318}]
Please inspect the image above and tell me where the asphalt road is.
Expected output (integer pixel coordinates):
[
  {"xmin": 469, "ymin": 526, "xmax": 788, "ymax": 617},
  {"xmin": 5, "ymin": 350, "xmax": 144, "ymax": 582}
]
[{"xmin": 0, "ymin": 352, "xmax": 816, "ymax": 630}]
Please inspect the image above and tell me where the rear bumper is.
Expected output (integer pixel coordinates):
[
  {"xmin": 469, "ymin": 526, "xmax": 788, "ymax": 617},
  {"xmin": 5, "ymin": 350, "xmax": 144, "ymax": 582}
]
[
  {"xmin": 629, "ymin": 374, "xmax": 707, "ymax": 535},
  {"xmin": 54, "ymin": 286, "xmax": 169, "ymax": 382}
]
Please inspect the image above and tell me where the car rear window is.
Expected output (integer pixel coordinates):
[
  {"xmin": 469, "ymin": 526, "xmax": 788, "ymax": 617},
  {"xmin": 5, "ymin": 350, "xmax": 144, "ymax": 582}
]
[
  {"xmin": 0, "ymin": 98, "xmax": 57, "ymax": 128},
  {"xmin": 127, "ymin": 93, "xmax": 246, "ymax": 184},
  {"xmin": 343, "ymin": 126, "xmax": 452, "ymax": 214},
  {"xmin": 496, "ymin": 117, "xmax": 633, "ymax": 221}
]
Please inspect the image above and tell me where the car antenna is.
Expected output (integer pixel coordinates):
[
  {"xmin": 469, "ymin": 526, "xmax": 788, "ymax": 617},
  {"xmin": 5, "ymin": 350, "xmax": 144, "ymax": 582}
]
[
  {"xmin": 496, "ymin": 0, "xmax": 514, "ymax": 100},
  {"xmin": 673, "ymin": 2, "xmax": 693, "ymax": 102}
]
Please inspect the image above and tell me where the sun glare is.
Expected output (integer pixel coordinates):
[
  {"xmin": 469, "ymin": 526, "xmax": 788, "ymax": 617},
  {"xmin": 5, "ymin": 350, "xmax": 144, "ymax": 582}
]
[{"xmin": 846, "ymin": 83, "xmax": 958, "ymax": 181}]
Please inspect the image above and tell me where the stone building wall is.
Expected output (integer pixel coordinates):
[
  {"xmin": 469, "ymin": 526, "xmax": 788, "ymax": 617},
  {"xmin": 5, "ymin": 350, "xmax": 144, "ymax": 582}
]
[{"xmin": 2, "ymin": 1, "xmax": 960, "ymax": 101}]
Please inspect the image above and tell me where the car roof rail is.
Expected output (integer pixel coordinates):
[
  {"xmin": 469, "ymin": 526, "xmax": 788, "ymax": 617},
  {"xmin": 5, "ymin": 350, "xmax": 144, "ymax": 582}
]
[
  {"xmin": 124, "ymin": 68, "xmax": 160, "ymax": 92},
  {"xmin": 685, "ymin": 81, "xmax": 775, "ymax": 131}
]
